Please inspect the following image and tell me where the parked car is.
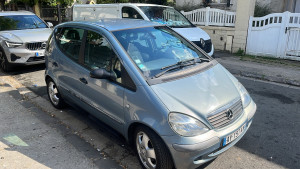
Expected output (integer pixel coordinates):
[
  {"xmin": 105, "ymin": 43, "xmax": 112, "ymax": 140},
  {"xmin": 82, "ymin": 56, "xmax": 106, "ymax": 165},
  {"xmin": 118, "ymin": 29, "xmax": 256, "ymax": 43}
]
[
  {"xmin": 72, "ymin": 3, "xmax": 214, "ymax": 56},
  {"xmin": 0, "ymin": 11, "xmax": 53, "ymax": 71},
  {"xmin": 45, "ymin": 19, "xmax": 256, "ymax": 169}
]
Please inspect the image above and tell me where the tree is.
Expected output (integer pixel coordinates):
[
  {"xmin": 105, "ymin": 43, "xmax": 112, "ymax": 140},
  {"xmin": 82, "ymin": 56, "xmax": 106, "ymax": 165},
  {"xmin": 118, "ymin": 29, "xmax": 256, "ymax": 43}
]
[
  {"xmin": 0, "ymin": 0, "xmax": 5, "ymax": 11},
  {"xmin": 96, "ymin": 0, "xmax": 167, "ymax": 5}
]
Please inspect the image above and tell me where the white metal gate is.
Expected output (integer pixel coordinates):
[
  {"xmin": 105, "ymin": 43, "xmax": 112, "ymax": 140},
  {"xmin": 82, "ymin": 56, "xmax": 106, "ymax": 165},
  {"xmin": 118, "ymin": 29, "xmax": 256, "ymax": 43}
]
[
  {"xmin": 246, "ymin": 12, "xmax": 300, "ymax": 61},
  {"xmin": 286, "ymin": 28, "xmax": 300, "ymax": 57}
]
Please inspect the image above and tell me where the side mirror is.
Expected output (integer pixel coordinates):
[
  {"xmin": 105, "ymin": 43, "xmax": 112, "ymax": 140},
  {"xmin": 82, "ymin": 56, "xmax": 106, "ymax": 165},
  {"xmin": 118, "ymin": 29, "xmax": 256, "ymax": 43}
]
[
  {"xmin": 90, "ymin": 68, "xmax": 116, "ymax": 80},
  {"xmin": 47, "ymin": 22, "xmax": 53, "ymax": 28}
]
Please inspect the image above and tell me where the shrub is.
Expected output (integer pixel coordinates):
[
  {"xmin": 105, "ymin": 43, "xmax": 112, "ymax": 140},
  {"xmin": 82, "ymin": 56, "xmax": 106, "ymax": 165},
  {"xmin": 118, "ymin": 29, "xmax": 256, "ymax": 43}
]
[{"xmin": 254, "ymin": 3, "xmax": 271, "ymax": 17}]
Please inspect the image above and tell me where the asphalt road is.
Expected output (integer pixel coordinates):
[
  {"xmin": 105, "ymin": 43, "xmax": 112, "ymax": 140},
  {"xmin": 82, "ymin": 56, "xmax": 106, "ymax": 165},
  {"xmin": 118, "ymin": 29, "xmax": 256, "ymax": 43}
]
[{"xmin": 1, "ymin": 64, "xmax": 300, "ymax": 169}]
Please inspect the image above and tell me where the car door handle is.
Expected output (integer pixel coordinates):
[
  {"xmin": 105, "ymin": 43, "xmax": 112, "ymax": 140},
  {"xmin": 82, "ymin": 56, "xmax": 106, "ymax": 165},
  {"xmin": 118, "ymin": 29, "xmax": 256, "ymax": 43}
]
[
  {"xmin": 53, "ymin": 62, "xmax": 58, "ymax": 67},
  {"xmin": 79, "ymin": 78, "xmax": 88, "ymax": 84}
]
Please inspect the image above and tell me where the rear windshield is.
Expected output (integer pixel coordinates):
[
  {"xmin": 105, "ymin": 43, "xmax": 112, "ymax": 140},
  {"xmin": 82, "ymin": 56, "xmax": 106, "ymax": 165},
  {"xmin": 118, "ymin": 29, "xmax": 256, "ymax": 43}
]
[
  {"xmin": 0, "ymin": 15, "xmax": 47, "ymax": 31},
  {"xmin": 113, "ymin": 26, "xmax": 207, "ymax": 78}
]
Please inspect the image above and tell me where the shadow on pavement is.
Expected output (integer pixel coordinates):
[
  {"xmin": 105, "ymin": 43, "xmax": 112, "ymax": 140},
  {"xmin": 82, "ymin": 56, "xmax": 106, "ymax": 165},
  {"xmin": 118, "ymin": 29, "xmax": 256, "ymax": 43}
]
[
  {"xmin": 235, "ymin": 78, "xmax": 300, "ymax": 169},
  {"xmin": 0, "ymin": 84, "xmax": 124, "ymax": 169},
  {"xmin": 0, "ymin": 64, "xmax": 45, "ymax": 76}
]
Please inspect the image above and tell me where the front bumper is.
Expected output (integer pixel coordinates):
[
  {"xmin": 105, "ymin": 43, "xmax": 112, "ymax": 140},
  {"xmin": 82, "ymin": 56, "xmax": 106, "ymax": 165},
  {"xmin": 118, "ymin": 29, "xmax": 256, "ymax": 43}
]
[
  {"xmin": 3, "ymin": 46, "xmax": 45, "ymax": 65},
  {"xmin": 162, "ymin": 100, "xmax": 256, "ymax": 169}
]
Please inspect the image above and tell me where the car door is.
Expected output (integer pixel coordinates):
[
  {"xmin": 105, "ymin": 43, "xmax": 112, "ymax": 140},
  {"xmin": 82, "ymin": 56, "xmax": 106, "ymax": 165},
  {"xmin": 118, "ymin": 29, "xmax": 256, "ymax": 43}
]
[
  {"xmin": 52, "ymin": 26, "xmax": 87, "ymax": 105},
  {"xmin": 75, "ymin": 29, "xmax": 136, "ymax": 132}
]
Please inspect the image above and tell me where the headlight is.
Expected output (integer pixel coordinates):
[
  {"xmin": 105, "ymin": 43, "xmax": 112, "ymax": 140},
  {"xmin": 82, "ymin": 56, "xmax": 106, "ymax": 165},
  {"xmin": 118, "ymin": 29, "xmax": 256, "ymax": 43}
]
[
  {"xmin": 238, "ymin": 82, "xmax": 251, "ymax": 108},
  {"xmin": 169, "ymin": 113, "xmax": 209, "ymax": 137},
  {"xmin": 5, "ymin": 41, "xmax": 23, "ymax": 48}
]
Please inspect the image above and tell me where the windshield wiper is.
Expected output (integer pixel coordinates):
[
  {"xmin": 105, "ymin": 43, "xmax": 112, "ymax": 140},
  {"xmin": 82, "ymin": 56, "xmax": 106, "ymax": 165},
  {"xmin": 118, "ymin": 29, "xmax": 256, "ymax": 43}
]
[{"xmin": 154, "ymin": 58, "xmax": 209, "ymax": 78}]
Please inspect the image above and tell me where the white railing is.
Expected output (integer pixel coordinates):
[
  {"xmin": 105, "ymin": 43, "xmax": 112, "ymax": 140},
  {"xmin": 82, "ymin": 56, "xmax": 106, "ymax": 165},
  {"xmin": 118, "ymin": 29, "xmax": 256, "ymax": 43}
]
[{"xmin": 181, "ymin": 7, "xmax": 236, "ymax": 27}]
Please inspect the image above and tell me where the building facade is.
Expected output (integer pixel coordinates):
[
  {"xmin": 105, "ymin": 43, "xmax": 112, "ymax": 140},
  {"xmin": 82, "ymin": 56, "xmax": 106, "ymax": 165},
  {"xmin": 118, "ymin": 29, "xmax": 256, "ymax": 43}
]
[{"xmin": 176, "ymin": 0, "xmax": 300, "ymax": 13}]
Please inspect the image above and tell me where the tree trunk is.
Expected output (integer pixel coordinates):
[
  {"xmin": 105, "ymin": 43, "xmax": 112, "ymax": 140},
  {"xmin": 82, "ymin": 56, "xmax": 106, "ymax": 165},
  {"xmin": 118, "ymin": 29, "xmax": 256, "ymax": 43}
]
[{"xmin": 33, "ymin": 3, "xmax": 41, "ymax": 17}]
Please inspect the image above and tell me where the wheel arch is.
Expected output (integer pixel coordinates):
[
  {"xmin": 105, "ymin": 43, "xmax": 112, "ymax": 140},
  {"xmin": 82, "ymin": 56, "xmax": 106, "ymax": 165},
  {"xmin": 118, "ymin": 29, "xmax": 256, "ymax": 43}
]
[{"xmin": 128, "ymin": 122, "xmax": 175, "ymax": 169}]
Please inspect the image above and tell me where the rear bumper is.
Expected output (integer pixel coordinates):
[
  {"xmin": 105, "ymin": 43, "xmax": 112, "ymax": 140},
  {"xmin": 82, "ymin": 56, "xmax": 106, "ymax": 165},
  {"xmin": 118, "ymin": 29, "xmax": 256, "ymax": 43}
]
[{"xmin": 162, "ymin": 100, "xmax": 256, "ymax": 169}]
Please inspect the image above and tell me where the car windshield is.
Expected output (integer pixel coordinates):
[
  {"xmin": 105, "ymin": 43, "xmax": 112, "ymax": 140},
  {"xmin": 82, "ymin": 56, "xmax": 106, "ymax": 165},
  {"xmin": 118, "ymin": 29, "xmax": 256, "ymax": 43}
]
[
  {"xmin": 0, "ymin": 15, "xmax": 47, "ymax": 31},
  {"xmin": 113, "ymin": 26, "xmax": 208, "ymax": 78},
  {"xmin": 138, "ymin": 6, "xmax": 194, "ymax": 28}
]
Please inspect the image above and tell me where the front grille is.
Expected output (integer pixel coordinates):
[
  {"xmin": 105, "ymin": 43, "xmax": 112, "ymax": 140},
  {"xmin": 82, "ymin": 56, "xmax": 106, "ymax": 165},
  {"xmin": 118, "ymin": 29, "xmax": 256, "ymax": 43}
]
[
  {"xmin": 26, "ymin": 42, "xmax": 46, "ymax": 50},
  {"xmin": 207, "ymin": 99, "xmax": 243, "ymax": 129},
  {"xmin": 192, "ymin": 39, "xmax": 212, "ymax": 53}
]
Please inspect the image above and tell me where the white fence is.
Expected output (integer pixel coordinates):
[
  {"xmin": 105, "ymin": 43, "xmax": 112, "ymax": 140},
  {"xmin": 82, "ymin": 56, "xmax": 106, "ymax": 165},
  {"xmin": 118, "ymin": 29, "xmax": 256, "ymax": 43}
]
[
  {"xmin": 181, "ymin": 7, "xmax": 236, "ymax": 27},
  {"xmin": 246, "ymin": 12, "xmax": 300, "ymax": 61}
]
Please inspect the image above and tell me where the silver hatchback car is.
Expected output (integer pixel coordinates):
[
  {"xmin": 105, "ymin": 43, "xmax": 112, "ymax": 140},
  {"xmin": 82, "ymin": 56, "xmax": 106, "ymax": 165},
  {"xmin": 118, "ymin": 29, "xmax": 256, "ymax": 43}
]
[
  {"xmin": 0, "ymin": 11, "xmax": 52, "ymax": 71},
  {"xmin": 45, "ymin": 19, "xmax": 256, "ymax": 169}
]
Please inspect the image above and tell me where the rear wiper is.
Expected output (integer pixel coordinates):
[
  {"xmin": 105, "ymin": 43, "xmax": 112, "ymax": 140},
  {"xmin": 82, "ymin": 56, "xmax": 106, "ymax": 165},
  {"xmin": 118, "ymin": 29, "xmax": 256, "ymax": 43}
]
[{"xmin": 154, "ymin": 58, "xmax": 209, "ymax": 78}]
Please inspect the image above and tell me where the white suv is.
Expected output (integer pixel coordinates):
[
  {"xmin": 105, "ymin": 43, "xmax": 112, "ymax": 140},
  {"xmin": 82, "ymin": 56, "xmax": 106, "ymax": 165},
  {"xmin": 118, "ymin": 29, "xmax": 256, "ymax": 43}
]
[{"xmin": 0, "ymin": 11, "xmax": 52, "ymax": 71}]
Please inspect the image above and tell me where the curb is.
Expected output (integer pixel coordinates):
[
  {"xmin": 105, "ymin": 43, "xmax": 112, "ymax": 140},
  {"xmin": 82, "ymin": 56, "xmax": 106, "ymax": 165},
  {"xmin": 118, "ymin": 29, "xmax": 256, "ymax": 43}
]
[{"xmin": 226, "ymin": 67, "xmax": 300, "ymax": 87}]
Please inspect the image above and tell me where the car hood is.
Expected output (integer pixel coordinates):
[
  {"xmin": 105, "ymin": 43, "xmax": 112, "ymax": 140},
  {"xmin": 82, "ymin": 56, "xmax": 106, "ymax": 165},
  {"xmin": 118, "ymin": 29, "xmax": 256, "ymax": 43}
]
[
  {"xmin": 151, "ymin": 63, "xmax": 240, "ymax": 121},
  {"xmin": 172, "ymin": 27, "xmax": 211, "ymax": 41},
  {"xmin": 0, "ymin": 28, "xmax": 52, "ymax": 43}
]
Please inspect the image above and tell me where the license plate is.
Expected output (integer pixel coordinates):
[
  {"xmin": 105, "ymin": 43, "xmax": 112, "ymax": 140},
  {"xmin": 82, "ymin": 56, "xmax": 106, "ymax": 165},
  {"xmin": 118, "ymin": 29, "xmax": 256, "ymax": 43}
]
[
  {"xmin": 35, "ymin": 52, "xmax": 44, "ymax": 57},
  {"xmin": 222, "ymin": 123, "xmax": 246, "ymax": 146}
]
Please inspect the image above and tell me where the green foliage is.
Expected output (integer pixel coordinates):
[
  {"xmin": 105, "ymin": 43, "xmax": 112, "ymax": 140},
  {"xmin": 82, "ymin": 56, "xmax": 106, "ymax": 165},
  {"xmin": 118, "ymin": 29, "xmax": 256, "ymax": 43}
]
[
  {"xmin": 175, "ymin": 2, "xmax": 203, "ymax": 12},
  {"xmin": 254, "ymin": 3, "xmax": 271, "ymax": 17},
  {"xmin": 96, "ymin": 0, "xmax": 116, "ymax": 3},
  {"xmin": 96, "ymin": 0, "xmax": 167, "ymax": 5},
  {"xmin": 57, "ymin": 0, "xmax": 74, "ymax": 7},
  {"xmin": 4, "ymin": 0, "xmax": 73, "ymax": 7},
  {"xmin": 235, "ymin": 48, "xmax": 245, "ymax": 56}
]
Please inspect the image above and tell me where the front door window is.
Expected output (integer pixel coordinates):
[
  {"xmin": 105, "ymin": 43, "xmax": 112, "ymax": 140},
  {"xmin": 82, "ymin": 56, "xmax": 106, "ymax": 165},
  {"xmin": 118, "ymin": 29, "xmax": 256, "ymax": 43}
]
[{"xmin": 84, "ymin": 30, "xmax": 136, "ymax": 91}]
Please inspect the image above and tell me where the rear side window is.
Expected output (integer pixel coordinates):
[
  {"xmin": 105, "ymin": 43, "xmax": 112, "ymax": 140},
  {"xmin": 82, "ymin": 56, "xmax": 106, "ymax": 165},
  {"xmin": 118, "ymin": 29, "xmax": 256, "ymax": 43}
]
[
  {"xmin": 54, "ymin": 27, "xmax": 84, "ymax": 61},
  {"xmin": 122, "ymin": 7, "xmax": 143, "ymax": 19}
]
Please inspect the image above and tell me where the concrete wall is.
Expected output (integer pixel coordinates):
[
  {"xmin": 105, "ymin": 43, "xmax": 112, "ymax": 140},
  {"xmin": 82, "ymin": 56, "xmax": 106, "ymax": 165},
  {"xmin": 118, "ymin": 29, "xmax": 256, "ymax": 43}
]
[
  {"xmin": 256, "ymin": 0, "xmax": 285, "ymax": 13},
  {"xmin": 176, "ymin": 0, "xmax": 297, "ymax": 13},
  {"xmin": 176, "ymin": 0, "xmax": 237, "ymax": 11},
  {"xmin": 176, "ymin": 0, "xmax": 202, "ymax": 8},
  {"xmin": 296, "ymin": 0, "xmax": 300, "ymax": 12},
  {"xmin": 232, "ymin": 0, "xmax": 256, "ymax": 53},
  {"xmin": 199, "ymin": 26, "xmax": 235, "ymax": 51}
]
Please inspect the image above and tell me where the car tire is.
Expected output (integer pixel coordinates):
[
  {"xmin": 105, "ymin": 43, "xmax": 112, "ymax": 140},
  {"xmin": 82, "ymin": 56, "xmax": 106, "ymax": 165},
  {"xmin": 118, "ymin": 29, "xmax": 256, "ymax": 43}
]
[
  {"xmin": 46, "ymin": 78, "xmax": 65, "ymax": 109},
  {"xmin": 0, "ymin": 48, "xmax": 12, "ymax": 72},
  {"xmin": 135, "ymin": 126, "xmax": 174, "ymax": 169}
]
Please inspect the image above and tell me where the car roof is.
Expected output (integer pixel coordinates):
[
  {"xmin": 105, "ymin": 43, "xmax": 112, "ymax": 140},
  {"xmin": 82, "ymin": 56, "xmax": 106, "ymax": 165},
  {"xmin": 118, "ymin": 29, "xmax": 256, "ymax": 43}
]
[
  {"xmin": 0, "ymin": 10, "xmax": 35, "ymax": 16},
  {"xmin": 61, "ymin": 18, "xmax": 162, "ymax": 31},
  {"xmin": 73, "ymin": 3, "xmax": 172, "ymax": 8}
]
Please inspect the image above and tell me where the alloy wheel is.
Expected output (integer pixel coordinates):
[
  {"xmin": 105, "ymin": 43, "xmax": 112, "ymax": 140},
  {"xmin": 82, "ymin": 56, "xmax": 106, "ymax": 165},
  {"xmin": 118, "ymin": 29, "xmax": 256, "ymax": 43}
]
[
  {"xmin": 48, "ymin": 81, "xmax": 60, "ymax": 106},
  {"xmin": 136, "ymin": 131, "xmax": 157, "ymax": 169}
]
